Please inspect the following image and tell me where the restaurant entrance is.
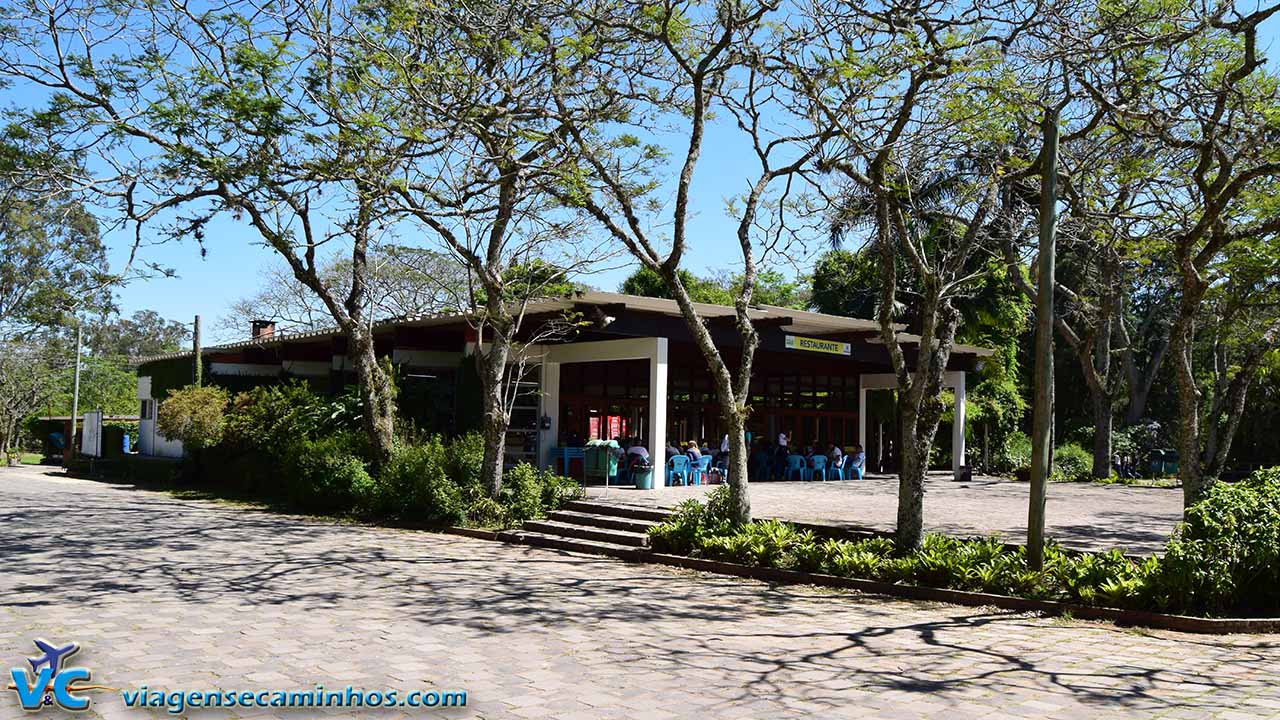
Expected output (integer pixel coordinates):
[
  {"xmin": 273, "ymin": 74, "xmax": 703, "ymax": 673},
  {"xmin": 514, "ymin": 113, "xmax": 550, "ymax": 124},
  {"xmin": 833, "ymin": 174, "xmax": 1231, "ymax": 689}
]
[{"xmin": 555, "ymin": 350, "xmax": 864, "ymax": 457}]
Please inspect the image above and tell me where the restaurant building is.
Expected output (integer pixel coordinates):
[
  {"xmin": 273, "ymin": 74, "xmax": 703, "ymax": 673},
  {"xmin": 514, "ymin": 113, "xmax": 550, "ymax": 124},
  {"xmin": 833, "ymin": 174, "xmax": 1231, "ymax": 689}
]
[{"xmin": 135, "ymin": 291, "xmax": 992, "ymax": 481}]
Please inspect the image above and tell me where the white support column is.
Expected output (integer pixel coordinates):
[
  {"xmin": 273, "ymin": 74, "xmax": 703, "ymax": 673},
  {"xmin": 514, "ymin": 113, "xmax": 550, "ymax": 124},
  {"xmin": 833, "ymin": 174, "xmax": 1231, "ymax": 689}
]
[
  {"xmin": 648, "ymin": 338, "xmax": 668, "ymax": 486},
  {"xmin": 540, "ymin": 361, "xmax": 560, "ymax": 470},
  {"xmin": 858, "ymin": 386, "xmax": 868, "ymax": 450},
  {"xmin": 952, "ymin": 371, "xmax": 967, "ymax": 477}
]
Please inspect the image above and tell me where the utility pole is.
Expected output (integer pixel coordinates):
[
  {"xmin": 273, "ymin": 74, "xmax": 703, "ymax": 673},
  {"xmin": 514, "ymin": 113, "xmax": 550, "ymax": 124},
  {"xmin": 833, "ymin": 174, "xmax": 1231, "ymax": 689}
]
[
  {"xmin": 1028, "ymin": 106, "xmax": 1060, "ymax": 570},
  {"xmin": 193, "ymin": 315, "xmax": 202, "ymax": 387},
  {"xmin": 69, "ymin": 321, "xmax": 83, "ymax": 463}
]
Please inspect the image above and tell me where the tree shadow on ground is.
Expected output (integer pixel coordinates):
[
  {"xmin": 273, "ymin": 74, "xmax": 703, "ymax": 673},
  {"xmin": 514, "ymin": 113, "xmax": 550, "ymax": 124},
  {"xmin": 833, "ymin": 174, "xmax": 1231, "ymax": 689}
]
[{"xmin": 2, "ymin": 471, "xmax": 1276, "ymax": 718}]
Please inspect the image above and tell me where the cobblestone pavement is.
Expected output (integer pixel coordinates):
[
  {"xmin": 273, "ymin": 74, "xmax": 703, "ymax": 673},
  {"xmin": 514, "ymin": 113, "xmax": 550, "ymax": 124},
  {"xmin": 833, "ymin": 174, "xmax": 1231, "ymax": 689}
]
[
  {"xmin": 587, "ymin": 474, "xmax": 1184, "ymax": 554},
  {"xmin": 2, "ymin": 465, "xmax": 1275, "ymax": 720}
]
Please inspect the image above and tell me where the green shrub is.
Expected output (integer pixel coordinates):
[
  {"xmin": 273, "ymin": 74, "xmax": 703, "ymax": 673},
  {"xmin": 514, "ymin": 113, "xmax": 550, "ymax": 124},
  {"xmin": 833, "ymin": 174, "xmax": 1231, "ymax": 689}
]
[
  {"xmin": 647, "ymin": 505, "xmax": 1198, "ymax": 614},
  {"xmin": 444, "ymin": 432, "xmax": 485, "ymax": 490},
  {"xmin": 366, "ymin": 438, "xmax": 465, "ymax": 525},
  {"xmin": 465, "ymin": 494, "xmax": 510, "ymax": 528},
  {"xmin": 284, "ymin": 433, "xmax": 371, "ymax": 513},
  {"xmin": 1152, "ymin": 468, "xmax": 1280, "ymax": 616},
  {"xmin": 649, "ymin": 485, "xmax": 740, "ymax": 555},
  {"xmin": 224, "ymin": 381, "xmax": 362, "ymax": 456},
  {"xmin": 994, "ymin": 431, "xmax": 1032, "ymax": 475},
  {"xmin": 1051, "ymin": 443, "xmax": 1092, "ymax": 482},
  {"xmin": 501, "ymin": 463, "xmax": 546, "ymax": 523},
  {"xmin": 156, "ymin": 385, "xmax": 229, "ymax": 450}
]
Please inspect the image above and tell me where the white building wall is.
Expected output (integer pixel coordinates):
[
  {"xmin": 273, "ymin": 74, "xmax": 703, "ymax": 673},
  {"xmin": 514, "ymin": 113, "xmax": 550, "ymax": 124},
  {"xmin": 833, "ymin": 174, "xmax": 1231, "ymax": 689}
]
[{"xmin": 136, "ymin": 375, "xmax": 185, "ymax": 459}]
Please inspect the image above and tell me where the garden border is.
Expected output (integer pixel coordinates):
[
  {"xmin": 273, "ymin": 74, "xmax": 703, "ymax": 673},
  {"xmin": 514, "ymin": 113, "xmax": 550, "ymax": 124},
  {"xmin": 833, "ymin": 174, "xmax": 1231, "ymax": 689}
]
[{"xmin": 480, "ymin": 529, "xmax": 1280, "ymax": 635}]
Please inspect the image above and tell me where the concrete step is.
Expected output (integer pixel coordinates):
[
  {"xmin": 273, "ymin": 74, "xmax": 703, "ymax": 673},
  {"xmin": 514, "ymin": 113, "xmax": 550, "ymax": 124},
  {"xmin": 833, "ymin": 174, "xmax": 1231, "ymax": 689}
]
[
  {"xmin": 562, "ymin": 500, "xmax": 672, "ymax": 524},
  {"xmin": 522, "ymin": 519, "xmax": 651, "ymax": 547},
  {"xmin": 497, "ymin": 530, "xmax": 648, "ymax": 560},
  {"xmin": 548, "ymin": 510, "xmax": 660, "ymax": 534}
]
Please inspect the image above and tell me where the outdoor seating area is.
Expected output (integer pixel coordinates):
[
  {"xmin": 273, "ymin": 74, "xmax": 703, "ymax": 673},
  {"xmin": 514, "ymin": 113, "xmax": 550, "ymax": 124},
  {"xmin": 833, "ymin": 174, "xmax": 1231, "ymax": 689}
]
[{"xmin": 560, "ymin": 432, "xmax": 870, "ymax": 489}]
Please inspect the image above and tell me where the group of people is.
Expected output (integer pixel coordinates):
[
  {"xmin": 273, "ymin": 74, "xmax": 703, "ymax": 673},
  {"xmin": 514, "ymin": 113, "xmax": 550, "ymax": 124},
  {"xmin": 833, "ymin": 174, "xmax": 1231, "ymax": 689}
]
[
  {"xmin": 608, "ymin": 432, "xmax": 865, "ymax": 482},
  {"xmin": 751, "ymin": 433, "xmax": 865, "ymax": 480}
]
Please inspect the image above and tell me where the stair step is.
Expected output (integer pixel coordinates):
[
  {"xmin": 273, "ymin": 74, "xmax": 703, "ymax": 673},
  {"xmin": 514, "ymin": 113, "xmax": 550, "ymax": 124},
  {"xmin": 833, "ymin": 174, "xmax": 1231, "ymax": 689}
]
[
  {"xmin": 549, "ymin": 510, "xmax": 660, "ymax": 534},
  {"xmin": 562, "ymin": 500, "xmax": 672, "ymax": 523},
  {"xmin": 497, "ymin": 530, "xmax": 648, "ymax": 560},
  {"xmin": 522, "ymin": 520, "xmax": 651, "ymax": 547}
]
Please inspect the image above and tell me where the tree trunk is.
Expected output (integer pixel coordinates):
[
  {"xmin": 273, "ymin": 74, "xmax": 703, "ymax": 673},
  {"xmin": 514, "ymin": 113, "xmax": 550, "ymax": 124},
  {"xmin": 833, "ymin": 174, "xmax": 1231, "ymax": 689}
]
[
  {"xmin": 660, "ymin": 264, "xmax": 754, "ymax": 523},
  {"xmin": 722, "ymin": 409, "xmax": 751, "ymax": 523},
  {"xmin": 894, "ymin": 410, "xmax": 926, "ymax": 550},
  {"xmin": 476, "ymin": 333, "xmax": 511, "ymax": 499},
  {"xmin": 1091, "ymin": 391, "xmax": 1113, "ymax": 480},
  {"xmin": 1170, "ymin": 305, "xmax": 1206, "ymax": 508},
  {"xmin": 1028, "ymin": 106, "xmax": 1059, "ymax": 570},
  {"xmin": 349, "ymin": 323, "xmax": 395, "ymax": 469}
]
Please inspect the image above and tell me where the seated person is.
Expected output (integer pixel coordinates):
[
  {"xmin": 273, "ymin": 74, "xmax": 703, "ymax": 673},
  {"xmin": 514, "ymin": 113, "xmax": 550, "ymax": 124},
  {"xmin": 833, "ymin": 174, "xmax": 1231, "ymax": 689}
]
[
  {"xmin": 829, "ymin": 443, "xmax": 845, "ymax": 469},
  {"xmin": 626, "ymin": 438, "xmax": 650, "ymax": 465},
  {"xmin": 848, "ymin": 444, "xmax": 866, "ymax": 478},
  {"xmin": 665, "ymin": 442, "xmax": 681, "ymax": 461},
  {"xmin": 685, "ymin": 440, "xmax": 703, "ymax": 462}
]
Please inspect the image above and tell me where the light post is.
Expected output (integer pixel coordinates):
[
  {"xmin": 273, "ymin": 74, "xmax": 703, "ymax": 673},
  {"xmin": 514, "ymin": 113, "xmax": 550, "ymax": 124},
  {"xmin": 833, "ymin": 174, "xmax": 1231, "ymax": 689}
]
[{"xmin": 69, "ymin": 320, "xmax": 82, "ymax": 461}]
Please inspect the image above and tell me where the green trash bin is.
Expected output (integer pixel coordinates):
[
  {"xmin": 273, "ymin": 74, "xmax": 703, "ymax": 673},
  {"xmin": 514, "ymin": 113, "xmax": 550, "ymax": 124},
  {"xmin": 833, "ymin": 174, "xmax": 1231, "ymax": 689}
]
[
  {"xmin": 584, "ymin": 440, "xmax": 620, "ymax": 483},
  {"xmin": 632, "ymin": 465, "xmax": 654, "ymax": 490}
]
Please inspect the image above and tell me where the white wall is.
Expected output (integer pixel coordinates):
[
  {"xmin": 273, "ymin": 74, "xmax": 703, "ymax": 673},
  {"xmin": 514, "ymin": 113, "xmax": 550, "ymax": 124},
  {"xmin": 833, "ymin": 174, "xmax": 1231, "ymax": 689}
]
[{"xmin": 136, "ymin": 375, "xmax": 185, "ymax": 459}]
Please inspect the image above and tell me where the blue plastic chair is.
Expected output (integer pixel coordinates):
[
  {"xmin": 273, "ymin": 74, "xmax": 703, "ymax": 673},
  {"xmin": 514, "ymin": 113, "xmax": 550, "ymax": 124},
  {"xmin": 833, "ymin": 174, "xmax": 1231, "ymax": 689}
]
[
  {"xmin": 810, "ymin": 455, "xmax": 828, "ymax": 481},
  {"xmin": 690, "ymin": 455, "xmax": 712, "ymax": 485},
  {"xmin": 829, "ymin": 457, "xmax": 847, "ymax": 480},
  {"xmin": 849, "ymin": 457, "xmax": 865, "ymax": 479},
  {"xmin": 667, "ymin": 455, "xmax": 691, "ymax": 486},
  {"xmin": 784, "ymin": 454, "xmax": 806, "ymax": 481}
]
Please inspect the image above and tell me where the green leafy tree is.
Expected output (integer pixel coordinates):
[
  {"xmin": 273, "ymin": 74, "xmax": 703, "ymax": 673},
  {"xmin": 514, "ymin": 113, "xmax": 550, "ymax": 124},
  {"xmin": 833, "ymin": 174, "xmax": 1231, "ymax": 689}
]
[
  {"xmin": 354, "ymin": 0, "xmax": 612, "ymax": 496},
  {"xmin": 156, "ymin": 385, "xmax": 229, "ymax": 451},
  {"xmin": 0, "ymin": 339, "xmax": 62, "ymax": 452},
  {"xmin": 1078, "ymin": 3, "xmax": 1280, "ymax": 504},
  {"xmin": 620, "ymin": 267, "xmax": 806, "ymax": 309},
  {"xmin": 789, "ymin": 0, "xmax": 1032, "ymax": 550},
  {"xmin": 85, "ymin": 311, "xmax": 189, "ymax": 359},
  {"xmin": 809, "ymin": 250, "xmax": 882, "ymax": 320},
  {"xmin": 556, "ymin": 0, "xmax": 828, "ymax": 523},
  {"xmin": 0, "ymin": 0, "xmax": 442, "ymax": 468}
]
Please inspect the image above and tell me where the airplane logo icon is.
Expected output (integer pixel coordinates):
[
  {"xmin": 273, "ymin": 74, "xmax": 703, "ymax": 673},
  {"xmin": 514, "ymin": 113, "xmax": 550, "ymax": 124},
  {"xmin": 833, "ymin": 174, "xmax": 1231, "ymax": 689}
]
[
  {"xmin": 7, "ymin": 639, "xmax": 114, "ymax": 711},
  {"xmin": 28, "ymin": 640, "xmax": 79, "ymax": 678}
]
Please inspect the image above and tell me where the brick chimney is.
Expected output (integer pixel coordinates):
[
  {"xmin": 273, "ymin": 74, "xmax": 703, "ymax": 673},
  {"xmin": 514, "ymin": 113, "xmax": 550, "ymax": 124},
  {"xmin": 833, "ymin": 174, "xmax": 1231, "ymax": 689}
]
[{"xmin": 251, "ymin": 320, "xmax": 276, "ymax": 339}]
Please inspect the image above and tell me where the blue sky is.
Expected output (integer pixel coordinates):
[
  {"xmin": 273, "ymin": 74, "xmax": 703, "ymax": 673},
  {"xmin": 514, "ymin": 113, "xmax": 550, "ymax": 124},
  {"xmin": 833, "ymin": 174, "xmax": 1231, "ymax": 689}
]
[{"xmin": 86, "ymin": 15, "xmax": 1280, "ymax": 341}]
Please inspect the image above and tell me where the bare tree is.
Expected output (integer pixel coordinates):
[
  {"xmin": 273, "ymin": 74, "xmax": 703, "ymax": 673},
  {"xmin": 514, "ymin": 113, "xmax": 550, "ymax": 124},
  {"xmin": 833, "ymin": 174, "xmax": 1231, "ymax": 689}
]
[{"xmin": 217, "ymin": 246, "xmax": 467, "ymax": 341}]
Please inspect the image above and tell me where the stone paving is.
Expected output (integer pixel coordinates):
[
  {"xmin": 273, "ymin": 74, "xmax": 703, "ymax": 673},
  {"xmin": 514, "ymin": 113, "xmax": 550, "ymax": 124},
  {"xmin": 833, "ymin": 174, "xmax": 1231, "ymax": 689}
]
[
  {"xmin": 2, "ymin": 464, "xmax": 1276, "ymax": 720},
  {"xmin": 587, "ymin": 473, "xmax": 1184, "ymax": 554}
]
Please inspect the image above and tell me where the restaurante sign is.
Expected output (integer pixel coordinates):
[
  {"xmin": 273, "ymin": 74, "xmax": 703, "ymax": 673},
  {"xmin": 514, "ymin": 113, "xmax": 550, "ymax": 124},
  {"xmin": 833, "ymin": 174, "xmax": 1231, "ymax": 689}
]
[{"xmin": 783, "ymin": 334, "xmax": 851, "ymax": 356}]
